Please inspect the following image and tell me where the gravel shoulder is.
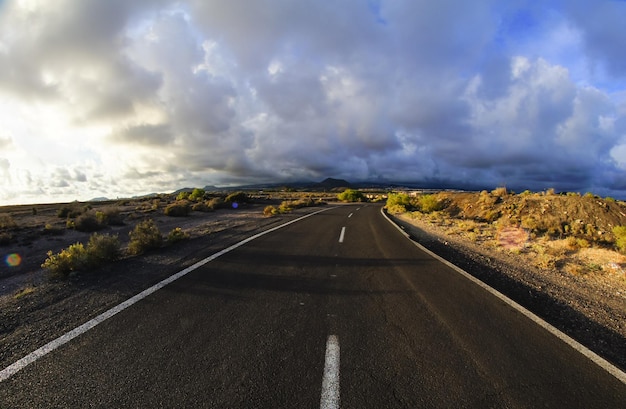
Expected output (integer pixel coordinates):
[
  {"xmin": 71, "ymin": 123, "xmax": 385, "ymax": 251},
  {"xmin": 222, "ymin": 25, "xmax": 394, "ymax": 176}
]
[{"xmin": 389, "ymin": 212, "xmax": 626, "ymax": 372}]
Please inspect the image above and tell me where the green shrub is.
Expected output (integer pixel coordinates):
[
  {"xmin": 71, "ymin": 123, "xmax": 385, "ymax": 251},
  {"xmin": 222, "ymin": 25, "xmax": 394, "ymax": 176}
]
[
  {"xmin": 42, "ymin": 242, "xmax": 89, "ymax": 278},
  {"xmin": 176, "ymin": 191, "xmax": 190, "ymax": 201},
  {"xmin": 385, "ymin": 193, "xmax": 412, "ymax": 213},
  {"xmin": 337, "ymin": 189, "xmax": 364, "ymax": 202},
  {"xmin": 417, "ymin": 194, "xmax": 442, "ymax": 213},
  {"xmin": 86, "ymin": 233, "xmax": 121, "ymax": 263},
  {"xmin": 189, "ymin": 188, "xmax": 206, "ymax": 202},
  {"xmin": 613, "ymin": 226, "xmax": 626, "ymax": 253},
  {"xmin": 128, "ymin": 219, "xmax": 162, "ymax": 255},
  {"xmin": 164, "ymin": 201, "xmax": 191, "ymax": 217},
  {"xmin": 167, "ymin": 227, "xmax": 190, "ymax": 243},
  {"xmin": 207, "ymin": 197, "xmax": 227, "ymax": 210}
]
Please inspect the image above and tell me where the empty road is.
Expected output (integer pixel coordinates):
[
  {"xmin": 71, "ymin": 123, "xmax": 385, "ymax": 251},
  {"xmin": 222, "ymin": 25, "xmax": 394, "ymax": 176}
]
[{"xmin": 1, "ymin": 204, "xmax": 625, "ymax": 408}]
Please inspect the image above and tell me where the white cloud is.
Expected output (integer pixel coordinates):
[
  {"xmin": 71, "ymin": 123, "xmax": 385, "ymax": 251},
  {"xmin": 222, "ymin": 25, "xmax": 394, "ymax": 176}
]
[{"xmin": 1, "ymin": 0, "xmax": 626, "ymax": 204}]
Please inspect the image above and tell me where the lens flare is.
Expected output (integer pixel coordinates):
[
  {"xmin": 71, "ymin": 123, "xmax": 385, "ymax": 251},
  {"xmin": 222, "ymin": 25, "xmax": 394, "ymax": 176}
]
[
  {"xmin": 231, "ymin": 202, "xmax": 239, "ymax": 209},
  {"xmin": 6, "ymin": 253, "xmax": 22, "ymax": 267}
]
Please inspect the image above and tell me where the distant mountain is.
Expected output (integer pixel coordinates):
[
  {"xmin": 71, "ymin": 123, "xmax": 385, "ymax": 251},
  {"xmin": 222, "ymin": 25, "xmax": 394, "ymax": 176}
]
[
  {"xmin": 316, "ymin": 178, "xmax": 351, "ymax": 188},
  {"xmin": 90, "ymin": 197, "xmax": 110, "ymax": 202}
]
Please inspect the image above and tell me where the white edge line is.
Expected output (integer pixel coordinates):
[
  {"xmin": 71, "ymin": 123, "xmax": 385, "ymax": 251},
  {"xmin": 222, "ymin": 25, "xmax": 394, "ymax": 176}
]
[
  {"xmin": 0, "ymin": 207, "xmax": 335, "ymax": 383},
  {"xmin": 338, "ymin": 227, "xmax": 346, "ymax": 243},
  {"xmin": 380, "ymin": 207, "xmax": 626, "ymax": 385},
  {"xmin": 320, "ymin": 335, "xmax": 340, "ymax": 409}
]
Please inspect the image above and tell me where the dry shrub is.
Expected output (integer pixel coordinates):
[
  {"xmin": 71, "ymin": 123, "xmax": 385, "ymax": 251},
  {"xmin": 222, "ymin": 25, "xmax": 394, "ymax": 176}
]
[
  {"xmin": 167, "ymin": 227, "xmax": 189, "ymax": 243},
  {"xmin": 87, "ymin": 233, "xmax": 121, "ymax": 263},
  {"xmin": 264, "ymin": 205, "xmax": 279, "ymax": 216},
  {"xmin": 74, "ymin": 212, "xmax": 104, "ymax": 232},
  {"xmin": 0, "ymin": 213, "xmax": 17, "ymax": 229},
  {"xmin": 128, "ymin": 219, "xmax": 162, "ymax": 255},
  {"xmin": 164, "ymin": 201, "xmax": 191, "ymax": 217}
]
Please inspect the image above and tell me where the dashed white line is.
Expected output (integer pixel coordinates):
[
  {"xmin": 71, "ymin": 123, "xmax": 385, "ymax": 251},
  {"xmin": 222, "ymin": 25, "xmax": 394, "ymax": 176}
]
[
  {"xmin": 348, "ymin": 213, "xmax": 353, "ymax": 218},
  {"xmin": 338, "ymin": 227, "xmax": 346, "ymax": 243},
  {"xmin": 320, "ymin": 335, "xmax": 340, "ymax": 409},
  {"xmin": 0, "ymin": 207, "xmax": 335, "ymax": 383}
]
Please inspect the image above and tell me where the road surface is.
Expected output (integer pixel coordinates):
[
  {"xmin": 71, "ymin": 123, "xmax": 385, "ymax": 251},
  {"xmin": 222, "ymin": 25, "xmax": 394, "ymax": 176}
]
[{"xmin": 1, "ymin": 204, "xmax": 625, "ymax": 408}]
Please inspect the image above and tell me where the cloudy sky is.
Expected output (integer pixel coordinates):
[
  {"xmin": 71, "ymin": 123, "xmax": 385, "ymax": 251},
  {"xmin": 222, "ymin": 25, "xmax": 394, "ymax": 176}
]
[{"xmin": 1, "ymin": 0, "xmax": 626, "ymax": 204}]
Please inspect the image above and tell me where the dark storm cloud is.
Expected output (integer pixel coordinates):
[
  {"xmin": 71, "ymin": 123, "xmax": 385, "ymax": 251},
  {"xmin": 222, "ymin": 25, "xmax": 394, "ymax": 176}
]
[{"xmin": 110, "ymin": 123, "xmax": 173, "ymax": 146}]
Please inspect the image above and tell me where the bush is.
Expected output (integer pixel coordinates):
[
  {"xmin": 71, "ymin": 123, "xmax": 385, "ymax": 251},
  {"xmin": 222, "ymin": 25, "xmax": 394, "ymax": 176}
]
[
  {"xmin": 42, "ymin": 223, "xmax": 64, "ymax": 236},
  {"xmin": 613, "ymin": 226, "xmax": 626, "ymax": 253},
  {"xmin": 417, "ymin": 194, "xmax": 442, "ymax": 213},
  {"xmin": 98, "ymin": 207, "xmax": 124, "ymax": 225},
  {"xmin": 225, "ymin": 192, "xmax": 249, "ymax": 205},
  {"xmin": 74, "ymin": 212, "xmax": 104, "ymax": 232},
  {"xmin": 87, "ymin": 233, "xmax": 121, "ymax": 263},
  {"xmin": 192, "ymin": 201, "xmax": 212, "ymax": 212},
  {"xmin": 189, "ymin": 188, "xmax": 206, "ymax": 202},
  {"xmin": 176, "ymin": 191, "xmax": 190, "ymax": 201},
  {"xmin": 0, "ymin": 213, "xmax": 17, "ymax": 229},
  {"xmin": 128, "ymin": 219, "xmax": 162, "ymax": 255},
  {"xmin": 337, "ymin": 189, "xmax": 364, "ymax": 202},
  {"xmin": 57, "ymin": 205, "xmax": 82, "ymax": 219},
  {"xmin": 42, "ymin": 242, "xmax": 89, "ymax": 278},
  {"xmin": 167, "ymin": 227, "xmax": 190, "ymax": 243},
  {"xmin": 264, "ymin": 205, "xmax": 279, "ymax": 216},
  {"xmin": 386, "ymin": 193, "xmax": 412, "ymax": 213},
  {"xmin": 207, "ymin": 197, "xmax": 227, "ymax": 210},
  {"xmin": 164, "ymin": 201, "xmax": 191, "ymax": 217}
]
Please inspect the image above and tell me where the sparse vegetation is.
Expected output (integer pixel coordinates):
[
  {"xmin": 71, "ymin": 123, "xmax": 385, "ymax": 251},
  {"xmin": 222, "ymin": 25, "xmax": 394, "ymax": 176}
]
[
  {"xmin": 41, "ymin": 233, "xmax": 121, "ymax": 278},
  {"xmin": 42, "ymin": 242, "xmax": 89, "ymax": 278},
  {"xmin": 390, "ymin": 189, "xmax": 626, "ymax": 278},
  {"xmin": 127, "ymin": 219, "xmax": 162, "ymax": 255},
  {"xmin": 167, "ymin": 227, "xmax": 190, "ymax": 243}
]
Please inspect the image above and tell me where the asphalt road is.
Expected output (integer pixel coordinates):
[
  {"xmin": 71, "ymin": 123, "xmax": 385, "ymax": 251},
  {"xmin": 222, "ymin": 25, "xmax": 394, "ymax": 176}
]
[{"xmin": 1, "ymin": 204, "xmax": 625, "ymax": 408}]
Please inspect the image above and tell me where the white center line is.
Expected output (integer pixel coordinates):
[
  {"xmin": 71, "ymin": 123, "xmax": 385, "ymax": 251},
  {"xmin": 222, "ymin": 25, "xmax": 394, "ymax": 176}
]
[
  {"xmin": 348, "ymin": 213, "xmax": 353, "ymax": 218},
  {"xmin": 338, "ymin": 227, "xmax": 346, "ymax": 243},
  {"xmin": 320, "ymin": 335, "xmax": 340, "ymax": 409}
]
